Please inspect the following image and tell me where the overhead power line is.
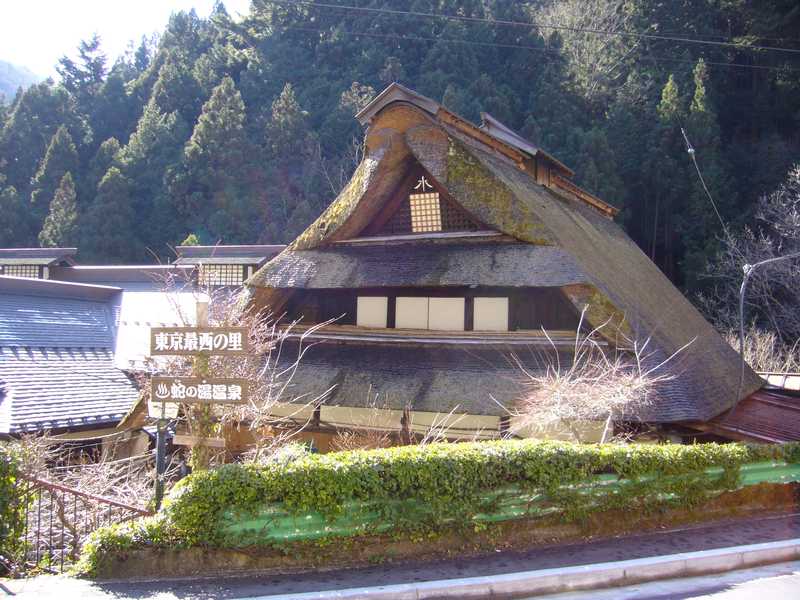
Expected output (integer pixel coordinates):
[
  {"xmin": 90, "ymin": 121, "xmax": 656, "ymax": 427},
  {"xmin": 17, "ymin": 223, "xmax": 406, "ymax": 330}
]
[
  {"xmin": 272, "ymin": 23, "xmax": 800, "ymax": 73},
  {"xmin": 264, "ymin": 0, "xmax": 800, "ymax": 55}
]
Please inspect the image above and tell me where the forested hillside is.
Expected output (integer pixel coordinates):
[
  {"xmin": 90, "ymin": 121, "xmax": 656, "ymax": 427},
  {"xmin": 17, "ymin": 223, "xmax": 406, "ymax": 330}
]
[{"xmin": 0, "ymin": 0, "xmax": 798, "ymax": 292}]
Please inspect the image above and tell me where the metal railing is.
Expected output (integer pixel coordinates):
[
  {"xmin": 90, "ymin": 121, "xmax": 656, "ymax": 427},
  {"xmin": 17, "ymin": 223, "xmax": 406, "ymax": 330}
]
[{"xmin": 11, "ymin": 476, "xmax": 152, "ymax": 574}]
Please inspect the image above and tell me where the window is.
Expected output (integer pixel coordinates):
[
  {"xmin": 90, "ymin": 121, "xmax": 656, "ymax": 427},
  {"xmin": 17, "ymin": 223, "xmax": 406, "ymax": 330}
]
[
  {"xmin": 395, "ymin": 297, "xmax": 429, "ymax": 329},
  {"xmin": 395, "ymin": 297, "xmax": 465, "ymax": 331},
  {"xmin": 356, "ymin": 296, "xmax": 388, "ymax": 328},
  {"xmin": 375, "ymin": 173, "xmax": 481, "ymax": 236},
  {"xmin": 428, "ymin": 297, "xmax": 465, "ymax": 331},
  {"xmin": 199, "ymin": 264, "xmax": 244, "ymax": 286},
  {"xmin": 409, "ymin": 192, "xmax": 442, "ymax": 233},
  {"xmin": 473, "ymin": 297, "xmax": 509, "ymax": 331},
  {"xmin": 0, "ymin": 265, "xmax": 40, "ymax": 278}
]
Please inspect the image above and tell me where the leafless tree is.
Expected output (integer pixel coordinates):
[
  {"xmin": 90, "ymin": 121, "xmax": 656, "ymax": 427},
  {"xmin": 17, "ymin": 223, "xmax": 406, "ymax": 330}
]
[
  {"xmin": 537, "ymin": 0, "xmax": 640, "ymax": 104},
  {"xmin": 698, "ymin": 165, "xmax": 800, "ymax": 346},
  {"xmin": 145, "ymin": 266, "xmax": 333, "ymax": 468}
]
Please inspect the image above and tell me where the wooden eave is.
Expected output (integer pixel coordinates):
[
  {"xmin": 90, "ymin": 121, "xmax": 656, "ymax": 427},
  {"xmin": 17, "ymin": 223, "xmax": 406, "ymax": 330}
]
[
  {"xmin": 551, "ymin": 173, "xmax": 619, "ymax": 218},
  {"xmin": 333, "ymin": 230, "xmax": 507, "ymax": 245},
  {"xmin": 436, "ymin": 107, "xmax": 527, "ymax": 167},
  {"xmin": 283, "ymin": 324, "xmax": 602, "ymax": 348}
]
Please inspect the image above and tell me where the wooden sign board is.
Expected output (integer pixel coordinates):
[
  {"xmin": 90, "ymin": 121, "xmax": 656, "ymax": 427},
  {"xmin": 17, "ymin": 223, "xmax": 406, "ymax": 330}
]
[
  {"xmin": 151, "ymin": 377, "xmax": 248, "ymax": 404},
  {"xmin": 150, "ymin": 327, "xmax": 249, "ymax": 356}
]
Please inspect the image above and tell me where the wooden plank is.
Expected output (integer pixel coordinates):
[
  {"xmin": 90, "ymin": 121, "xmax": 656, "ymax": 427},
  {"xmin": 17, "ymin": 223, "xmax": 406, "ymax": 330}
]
[
  {"xmin": 150, "ymin": 326, "xmax": 249, "ymax": 356},
  {"xmin": 334, "ymin": 230, "xmax": 504, "ymax": 244},
  {"xmin": 173, "ymin": 434, "xmax": 226, "ymax": 448},
  {"xmin": 151, "ymin": 377, "xmax": 248, "ymax": 404}
]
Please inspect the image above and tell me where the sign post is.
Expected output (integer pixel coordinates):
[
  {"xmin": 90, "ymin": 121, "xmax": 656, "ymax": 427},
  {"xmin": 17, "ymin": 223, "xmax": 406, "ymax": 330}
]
[{"xmin": 149, "ymin": 315, "xmax": 251, "ymax": 509}]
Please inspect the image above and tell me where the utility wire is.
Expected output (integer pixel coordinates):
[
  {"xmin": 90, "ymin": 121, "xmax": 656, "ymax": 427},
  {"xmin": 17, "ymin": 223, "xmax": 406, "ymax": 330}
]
[
  {"xmin": 264, "ymin": 0, "xmax": 800, "ymax": 55},
  {"xmin": 274, "ymin": 23, "xmax": 800, "ymax": 73},
  {"xmin": 680, "ymin": 128, "xmax": 731, "ymax": 239}
]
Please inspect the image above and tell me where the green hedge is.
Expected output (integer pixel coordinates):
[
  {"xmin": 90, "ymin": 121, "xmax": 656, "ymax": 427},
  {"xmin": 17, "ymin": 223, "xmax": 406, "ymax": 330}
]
[
  {"xmin": 76, "ymin": 440, "xmax": 800, "ymax": 575},
  {"xmin": 0, "ymin": 445, "xmax": 26, "ymax": 568}
]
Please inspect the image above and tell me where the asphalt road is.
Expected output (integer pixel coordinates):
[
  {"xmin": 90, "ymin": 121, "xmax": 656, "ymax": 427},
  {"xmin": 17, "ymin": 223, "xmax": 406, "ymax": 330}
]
[{"xmin": 2, "ymin": 512, "xmax": 800, "ymax": 599}]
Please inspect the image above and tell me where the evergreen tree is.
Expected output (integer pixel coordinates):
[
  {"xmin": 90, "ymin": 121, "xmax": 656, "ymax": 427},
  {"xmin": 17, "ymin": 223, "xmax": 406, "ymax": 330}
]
[
  {"xmin": 171, "ymin": 75, "xmax": 263, "ymax": 242},
  {"xmin": 657, "ymin": 74, "xmax": 683, "ymax": 124},
  {"xmin": 57, "ymin": 34, "xmax": 107, "ymax": 108},
  {"xmin": 29, "ymin": 126, "xmax": 79, "ymax": 223},
  {"xmin": 38, "ymin": 172, "xmax": 78, "ymax": 248},
  {"xmin": 0, "ymin": 179, "xmax": 31, "ymax": 246},
  {"xmin": 81, "ymin": 167, "xmax": 137, "ymax": 262},
  {"xmin": 87, "ymin": 137, "xmax": 121, "ymax": 191},
  {"xmin": 0, "ymin": 82, "xmax": 76, "ymax": 196},
  {"xmin": 116, "ymin": 102, "xmax": 190, "ymax": 238}
]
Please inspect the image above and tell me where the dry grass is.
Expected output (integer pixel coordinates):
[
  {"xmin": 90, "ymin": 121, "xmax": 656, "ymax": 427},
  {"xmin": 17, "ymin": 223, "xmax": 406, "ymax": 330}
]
[{"xmin": 723, "ymin": 327, "xmax": 800, "ymax": 373}]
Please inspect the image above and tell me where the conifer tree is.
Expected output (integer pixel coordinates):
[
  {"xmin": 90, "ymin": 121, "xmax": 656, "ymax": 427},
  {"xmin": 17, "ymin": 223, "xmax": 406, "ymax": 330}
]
[
  {"xmin": 38, "ymin": 172, "xmax": 78, "ymax": 248},
  {"xmin": 88, "ymin": 137, "xmax": 121, "ymax": 191},
  {"xmin": 657, "ymin": 74, "xmax": 683, "ymax": 124},
  {"xmin": 0, "ymin": 180, "xmax": 31, "ymax": 246},
  {"xmin": 0, "ymin": 83, "xmax": 76, "ymax": 197},
  {"xmin": 82, "ymin": 167, "xmax": 137, "ymax": 262},
  {"xmin": 29, "ymin": 126, "xmax": 79, "ymax": 223},
  {"xmin": 171, "ymin": 75, "xmax": 263, "ymax": 243}
]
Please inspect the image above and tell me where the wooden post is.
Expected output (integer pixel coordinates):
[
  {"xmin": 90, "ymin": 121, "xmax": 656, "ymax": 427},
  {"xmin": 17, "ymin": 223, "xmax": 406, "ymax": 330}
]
[{"xmin": 190, "ymin": 301, "xmax": 213, "ymax": 471}]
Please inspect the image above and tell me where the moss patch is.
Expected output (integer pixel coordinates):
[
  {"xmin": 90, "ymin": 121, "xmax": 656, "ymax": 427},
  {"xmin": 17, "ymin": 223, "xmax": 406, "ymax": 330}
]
[
  {"xmin": 443, "ymin": 139, "xmax": 554, "ymax": 245},
  {"xmin": 563, "ymin": 284, "xmax": 633, "ymax": 340}
]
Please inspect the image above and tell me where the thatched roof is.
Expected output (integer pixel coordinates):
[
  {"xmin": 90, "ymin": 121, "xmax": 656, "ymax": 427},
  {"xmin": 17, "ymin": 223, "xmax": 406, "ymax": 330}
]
[
  {"xmin": 277, "ymin": 340, "xmax": 569, "ymax": 417},
  {"xmin": 251, "ymin": 241, "xmax": 585, "ymax": 290},
  {"xmin": 248, "ymin": 84, "xmax": 762, "ymax": 423}
]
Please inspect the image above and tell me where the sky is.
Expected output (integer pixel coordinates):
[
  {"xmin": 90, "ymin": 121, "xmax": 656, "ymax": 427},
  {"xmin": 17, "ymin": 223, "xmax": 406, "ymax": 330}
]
[{"xmin": 1, "ymin": 0, "xmax": 252, "ymax": 78}]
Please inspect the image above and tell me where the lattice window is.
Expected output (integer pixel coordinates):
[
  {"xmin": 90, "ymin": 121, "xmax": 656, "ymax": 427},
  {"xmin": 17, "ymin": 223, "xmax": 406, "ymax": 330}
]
[
  {"xmin": 409, "ymin": 192, "xmax": 442, "ymax": 232},
  {"xmin": 376, "ymin": 174, "xmax": 481, "ymax": 235},
  {"xmin": 198, "ymin": 264, "xmax": 244, "ymax": 286},
  {"xmin": 0, "ymin": 264, "xmax": 40, "ymax": 278}
]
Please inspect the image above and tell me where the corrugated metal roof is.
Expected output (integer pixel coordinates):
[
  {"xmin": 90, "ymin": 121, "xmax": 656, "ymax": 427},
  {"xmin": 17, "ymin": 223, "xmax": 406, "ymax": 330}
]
[
  {"xmin": 687, "ymin": 389, "xmax": 800, "ymax": 443},
  {"xmin": 0, "ymin": 347, "xmax": 139, "ymax": 434},
  {"xmin": 114, "ymin": 288, "xmax": 202, "ymax": 369},
  {"xmin": 0, "ymin": 293, "xmax": 116, "ymax": 348}
]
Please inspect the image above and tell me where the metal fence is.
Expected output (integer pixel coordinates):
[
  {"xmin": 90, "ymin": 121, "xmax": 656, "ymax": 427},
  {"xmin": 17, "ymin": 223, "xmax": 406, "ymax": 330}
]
[{"xmin": 13, "ymin": 476, "xmax": 152, "ymax": 573}]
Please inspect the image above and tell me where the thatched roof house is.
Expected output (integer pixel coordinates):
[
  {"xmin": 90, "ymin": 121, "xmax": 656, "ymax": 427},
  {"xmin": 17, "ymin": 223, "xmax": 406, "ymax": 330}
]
[{"xmin": 246, "ymin": 83, "xmax": 762, "ymax": 439}]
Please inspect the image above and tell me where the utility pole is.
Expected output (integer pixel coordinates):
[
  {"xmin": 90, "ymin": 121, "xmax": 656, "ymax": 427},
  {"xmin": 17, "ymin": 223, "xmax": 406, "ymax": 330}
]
[{"xmin": 733, "ymin": 252, "xmax": 800, "ymax": 415}]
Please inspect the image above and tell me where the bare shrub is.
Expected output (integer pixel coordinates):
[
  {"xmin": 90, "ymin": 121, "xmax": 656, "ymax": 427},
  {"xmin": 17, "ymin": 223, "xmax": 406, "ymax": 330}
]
[
  {"xmin": 9, "ymin": 432, "xmax": 173, "ymax": 570},
  {"xmin": 510, "ymin": 313, "xmax": 689, "ymax": 443}
]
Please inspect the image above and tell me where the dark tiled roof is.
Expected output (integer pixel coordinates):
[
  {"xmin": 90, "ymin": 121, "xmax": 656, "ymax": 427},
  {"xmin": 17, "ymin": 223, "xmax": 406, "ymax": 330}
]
[
  {"xmin": 0, "ymin": 280, "xmax": 139, "ymax": 435},
  {"xmin": 174, "ymin": 245, "xmax": 285, "ymax": 266},
  {"xmin": 0, "ymin": 347, "xmax": 138, "ymax": 434},
  {"xmin": 0, "ymin": 291, "xmax": 116, "ymax": 348},
  {"xmin": 276, "ymin": 340, "xmax": 572, "ymax": 416},
  {"xmin": 0, "ymin": 247, "xmax": 76, "ymax": 265},
  {"xmin": 253, "ymin": 241, "xmax": 586, "ymax": 289}
]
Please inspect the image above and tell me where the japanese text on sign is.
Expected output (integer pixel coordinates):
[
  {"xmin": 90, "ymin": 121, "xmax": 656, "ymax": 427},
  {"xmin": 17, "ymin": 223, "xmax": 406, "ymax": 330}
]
[
  {"xmin": 151, "ymin": 377, "xmax": 248, "ymax": 404},
  {"xmin": 150, "ymin": 327, "xmax": 249, "ymax": 355}
]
